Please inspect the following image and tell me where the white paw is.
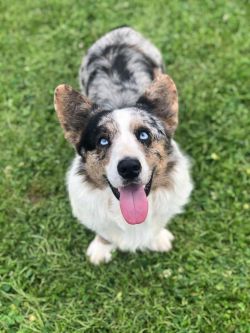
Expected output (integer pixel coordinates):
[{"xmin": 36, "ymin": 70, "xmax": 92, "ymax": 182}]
[
  {"xmin": 148, "ymin": 229, "xmax": 174, "ymax": 252},
  {"xmin": 86, "ymin": 236, "xmax": 115, "ymax": 265}
]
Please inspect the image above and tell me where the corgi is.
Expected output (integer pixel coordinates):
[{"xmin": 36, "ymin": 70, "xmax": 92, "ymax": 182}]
[{"xmin": 54, "ymin": 27, "xmax": 193, "ymax": 265}]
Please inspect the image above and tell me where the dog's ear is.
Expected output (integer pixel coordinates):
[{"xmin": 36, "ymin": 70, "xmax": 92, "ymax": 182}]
[
  {"xmin": 137, "ymin": 74, "xmax": 178, "ymax": 135},
  {"xmin": 54, "ymin": 84, "xmax": 93, "ymax": 146}
]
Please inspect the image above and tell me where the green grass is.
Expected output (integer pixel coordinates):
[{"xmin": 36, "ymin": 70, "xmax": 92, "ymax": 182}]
[{"xmin": 0, "ymin": 0, "xmax": 249, "ymax": 332}]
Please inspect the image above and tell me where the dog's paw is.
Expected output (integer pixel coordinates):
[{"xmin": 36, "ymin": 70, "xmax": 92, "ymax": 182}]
[
  {"xmin": 86, "ymin": 235, "xmax": 115, "ymax": 265},
  {"xmin": 148, "ymin": 229, "xmax": 174, "ymax": 252}
]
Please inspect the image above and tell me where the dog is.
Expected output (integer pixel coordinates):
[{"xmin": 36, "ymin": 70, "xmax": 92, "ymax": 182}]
[{"xmin": 54, "ymin": 27, "xmax": 193, "ymax": 265}]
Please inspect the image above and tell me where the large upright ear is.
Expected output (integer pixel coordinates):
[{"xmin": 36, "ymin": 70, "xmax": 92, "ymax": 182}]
[
  {"xmin": 137, "ymin": 74, "xmax": 178, "ymax": 135},
  {"xmin": 54, "ymin": 84, "xmax": 93, "ymax": 145}
]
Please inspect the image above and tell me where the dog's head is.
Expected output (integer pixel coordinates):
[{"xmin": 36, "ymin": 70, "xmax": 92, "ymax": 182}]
[{"xmin": 54, "ymin": 74, "xmax": 178, "ymax": 224}]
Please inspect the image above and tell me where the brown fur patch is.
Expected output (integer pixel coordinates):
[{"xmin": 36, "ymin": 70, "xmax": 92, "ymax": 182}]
[
  {"xmin": 77, "ymin": 149, "xmax": 110, "ymax": 189},
  {"xmin": 141, "ymin": 74, "xmax": 178, "ymax": 135},
  {"xmin": 154, "ymin": 159, "xmax": 177, "ymax": 190},
  {"xmin": 129, "ymin": 118, "xmax": 176, "ymax": 190},
  {"xmin": 144, "ymin": 139, "xmax": 175, "ymax": 189},
  {"xmin": 78, "ymin": 119, "xmax": 118, "ymax": 189},
  {"xmin": 84, "ymin": 150, "xmax": 110, "ymax": 188},
  {"xmin": 54, "ymin": 84, "xmax": 93, "ymax": 145}
]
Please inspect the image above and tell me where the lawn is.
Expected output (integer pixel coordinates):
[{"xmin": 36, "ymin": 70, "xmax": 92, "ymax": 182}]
[{"xmin": 0, "ymin": 0, "xmax": 249, "ymax": 332}]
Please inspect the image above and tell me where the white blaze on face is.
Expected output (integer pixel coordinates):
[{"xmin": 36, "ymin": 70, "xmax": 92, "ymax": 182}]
[{"xmin": 105, "ymin": 108, "xmax": 150, "ymax": 189}]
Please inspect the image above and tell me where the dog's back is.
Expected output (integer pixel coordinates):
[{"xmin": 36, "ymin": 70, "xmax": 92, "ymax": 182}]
[{"xmin": 79, "ymin": 27, "xmax": 164, "ymax": 110}]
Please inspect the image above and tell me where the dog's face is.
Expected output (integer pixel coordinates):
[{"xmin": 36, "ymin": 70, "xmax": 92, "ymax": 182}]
[
  {"xmin": 81, "ymin": 108, "xmax": 166, "ymax": 188},
  {"xmin": 54, "ymin": 74, "xmax": 178, "ymax": 224}
]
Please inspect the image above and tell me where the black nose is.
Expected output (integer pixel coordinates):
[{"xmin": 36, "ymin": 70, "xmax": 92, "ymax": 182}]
[{"xmin": 117, "ymin": 158, "xmax": 142, "ymax": 180}]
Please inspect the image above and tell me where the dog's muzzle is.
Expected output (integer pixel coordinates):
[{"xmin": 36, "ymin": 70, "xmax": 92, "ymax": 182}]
[{"xmin": 104, "ymin": 168, "xmax": 155, "ymax": 200}]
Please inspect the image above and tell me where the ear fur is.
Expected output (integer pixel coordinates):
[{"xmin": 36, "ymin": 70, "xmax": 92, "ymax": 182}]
[
  {"xmin": 54, "ymin": 84, "xmax": 93, "ymax": 145},
  {"xmin": 137, "ymin": 74, "xmax": 178, "ymax": 135}
]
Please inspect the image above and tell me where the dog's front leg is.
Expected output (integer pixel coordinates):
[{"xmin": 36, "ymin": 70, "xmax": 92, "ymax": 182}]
[
  {"xmin": 147, "ymin": 229, "xmax": 174, "ymax": 252},
  {"xmin": 87, "ymin": 235, "xmax": 115, "ymax": 265}
]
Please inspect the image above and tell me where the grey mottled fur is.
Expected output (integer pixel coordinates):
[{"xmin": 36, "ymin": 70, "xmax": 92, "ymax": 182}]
[{"xmin": 79, "ymin": 27, "xmax": 164, "ymax": 110}]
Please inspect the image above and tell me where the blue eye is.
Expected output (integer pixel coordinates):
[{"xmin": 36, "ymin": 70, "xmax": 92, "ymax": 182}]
[
  {"xmin": 139, "ymin": 131, "xmax": 149, "ymax": 141},
  {"xmin": 99, "ymin": 137, "xmax": 109, "ymax": 146}
]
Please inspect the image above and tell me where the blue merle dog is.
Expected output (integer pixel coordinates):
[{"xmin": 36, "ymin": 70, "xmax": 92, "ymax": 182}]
[{"xmin": 54, "ymin": 27, "xmax": 193, "ymax": 264}]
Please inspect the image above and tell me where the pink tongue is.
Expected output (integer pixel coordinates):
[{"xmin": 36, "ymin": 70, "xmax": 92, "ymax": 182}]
[{"xmin": 119, "ymin": 185, "xmax": 148, "ymax": 225}]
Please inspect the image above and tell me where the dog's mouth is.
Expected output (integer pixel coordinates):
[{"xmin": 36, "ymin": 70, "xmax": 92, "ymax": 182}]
[{"xmin": 104, "ymin": 170, "xmax": 154, "ymax": 225}]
